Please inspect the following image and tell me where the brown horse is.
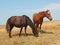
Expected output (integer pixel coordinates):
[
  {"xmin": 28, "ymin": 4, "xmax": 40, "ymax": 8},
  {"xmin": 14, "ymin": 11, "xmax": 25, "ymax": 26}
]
[
  {"xmin": 6, "ymin": 15, "xmax": 38, "ymax": 38},
  {"xmin": 33, "ymin": 10, "xmax": 52, "ymax": 30}
]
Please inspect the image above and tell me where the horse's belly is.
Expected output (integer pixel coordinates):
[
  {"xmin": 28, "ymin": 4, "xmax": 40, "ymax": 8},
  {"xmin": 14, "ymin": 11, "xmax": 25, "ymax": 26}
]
[
  {"xmin": 15, "ymin": 25, "xmax": 21, "ymax": 28},
  {"xmin": 14, "ymin": 24, "xmax": 25, "ymax": 28}
]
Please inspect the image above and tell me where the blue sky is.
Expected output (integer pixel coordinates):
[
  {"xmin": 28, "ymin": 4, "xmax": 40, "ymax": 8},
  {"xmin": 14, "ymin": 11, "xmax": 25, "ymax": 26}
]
[{"xmin": 0, "ymin": 0, "xmax": 60, "ymax": 25}]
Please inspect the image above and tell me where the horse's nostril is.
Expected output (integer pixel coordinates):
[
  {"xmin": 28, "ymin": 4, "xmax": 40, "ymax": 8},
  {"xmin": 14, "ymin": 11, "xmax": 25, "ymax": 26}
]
[
  {"xmin": 50, "ymin": 18, "xmax": 52, "ymax": 21},
  {"xmin": 34, "ymin": 34, "xmax": 39, "ymax": 37}
]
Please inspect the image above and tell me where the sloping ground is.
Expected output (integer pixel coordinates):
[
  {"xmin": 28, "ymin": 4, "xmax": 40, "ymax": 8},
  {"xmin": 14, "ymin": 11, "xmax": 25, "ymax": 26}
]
[{"xmin": 0, "ymin": 20, "xmax": 60, "ymax": 45}]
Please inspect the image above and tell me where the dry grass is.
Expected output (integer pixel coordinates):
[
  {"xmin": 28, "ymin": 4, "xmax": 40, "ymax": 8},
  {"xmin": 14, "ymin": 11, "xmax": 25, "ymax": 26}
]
[{"xmin": 0, "ymin": 20, "xmax": 60, "ymax": 45}]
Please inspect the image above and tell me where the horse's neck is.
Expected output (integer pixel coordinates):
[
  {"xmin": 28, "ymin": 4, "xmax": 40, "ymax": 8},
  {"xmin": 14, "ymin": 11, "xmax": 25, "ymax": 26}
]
[
  {"xmin": 27, "ymin": 19, "xmax": 35, "ymax": 30},
  {"xmin": 39, "ymin": 15, "xmax": 44, "ymax": 20},
  {"xmin": 28, "ymin": 21, "xmax": 37, "ymax": 33}
]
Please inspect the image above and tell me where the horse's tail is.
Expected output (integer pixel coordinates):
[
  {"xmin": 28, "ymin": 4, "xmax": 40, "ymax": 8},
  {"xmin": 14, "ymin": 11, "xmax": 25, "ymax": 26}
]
[{"xmin": 6, "ymin": 18, "xmax": 10, "ymax": 32}]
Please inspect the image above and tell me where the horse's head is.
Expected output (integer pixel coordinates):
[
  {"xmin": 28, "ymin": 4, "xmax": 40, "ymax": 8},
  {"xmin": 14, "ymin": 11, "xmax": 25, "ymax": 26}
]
[
  {"xmin": 44, "ymin": 10, "xmax": 52, "ymax": 21},
  {"xmin": 32, "ymin": 26, "xmax": 39, "ymax": 37}
]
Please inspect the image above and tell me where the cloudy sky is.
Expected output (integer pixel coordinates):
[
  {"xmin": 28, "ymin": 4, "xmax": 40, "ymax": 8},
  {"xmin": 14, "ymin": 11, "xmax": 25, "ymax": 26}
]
[{"xmin": 0, "ymin": 0, "xmax": 60, "ymax": 25}]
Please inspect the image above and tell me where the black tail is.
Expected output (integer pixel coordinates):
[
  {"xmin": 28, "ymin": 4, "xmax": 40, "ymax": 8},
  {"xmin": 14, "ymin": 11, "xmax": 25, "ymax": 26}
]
[{"xmin": 6, "ymin": 18, "xmax": 10, "ymax": 32}]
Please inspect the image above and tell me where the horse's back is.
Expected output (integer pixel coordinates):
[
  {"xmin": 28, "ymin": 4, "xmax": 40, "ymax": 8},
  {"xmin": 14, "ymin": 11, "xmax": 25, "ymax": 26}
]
[
  {"xmin": 10, "ymin": 16, "xmax": 16, "ymax": 23},
  {"xmin": 8, "ymin": 16, "xmax": 26, "ymax": 26}
]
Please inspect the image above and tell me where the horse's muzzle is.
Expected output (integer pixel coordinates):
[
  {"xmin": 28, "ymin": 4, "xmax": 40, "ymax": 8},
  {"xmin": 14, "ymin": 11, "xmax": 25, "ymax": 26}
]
[
  {"xmin": 34, "ymin": 34, "xmax": 39, "ymax": 37},
  {"xmin": 50, "ymin": 18, "xmax": 52, "ymax": 21}
]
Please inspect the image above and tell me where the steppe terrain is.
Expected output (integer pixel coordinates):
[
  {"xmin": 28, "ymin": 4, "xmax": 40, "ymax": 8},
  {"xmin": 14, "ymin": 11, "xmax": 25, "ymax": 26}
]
[{"xmin": 0, "ymin": 20, "xmax": 60, "ymax": 45}]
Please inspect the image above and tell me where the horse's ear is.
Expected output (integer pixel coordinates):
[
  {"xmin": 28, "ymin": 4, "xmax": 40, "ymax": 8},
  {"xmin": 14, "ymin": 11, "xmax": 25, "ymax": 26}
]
[
  {"xmin": 46, "ymin": 10, "xmax": 50, "ymax": 12},
  {"xmin": 46, "ymin": 10, "xmax": 50, "ymax": 14}
]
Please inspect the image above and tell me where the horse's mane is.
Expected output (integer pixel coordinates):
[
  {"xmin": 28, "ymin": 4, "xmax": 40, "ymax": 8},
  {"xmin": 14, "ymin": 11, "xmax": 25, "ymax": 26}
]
[
  {"xmin": 38, "ymin": 11, "xmax": 45, "ymax": 14},
  {"xmin": 22, "ymin": 15, "xmax": 32, "ymax": 23},
  {"xmin": 22, "ymin": 15, "xmax": 38, "ymax": 36}
]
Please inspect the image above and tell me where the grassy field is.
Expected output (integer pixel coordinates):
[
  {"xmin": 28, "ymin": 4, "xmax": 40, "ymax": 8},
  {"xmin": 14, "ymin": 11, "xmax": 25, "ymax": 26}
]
[{"xmin": 0, "ymin": 20, "xmax": 60, "ymax": 45}]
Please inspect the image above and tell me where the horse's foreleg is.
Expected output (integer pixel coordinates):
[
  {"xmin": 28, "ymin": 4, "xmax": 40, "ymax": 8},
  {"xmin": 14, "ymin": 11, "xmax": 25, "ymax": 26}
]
[
  {"xmin": 25, "ymin": 26, "xmax": 27, "ymax": 36},
  {"xmin": 19, "ymin": 27, "xmax": 23, "ymax": 36},
  {"xmin": 39, "ymin": 20, "xmax": 43, "ymax": 30},
  {"xmin": 40, "ymin": 24, "xmax": 42, "ymax": 30},
  {"xmin": 36, "ymin": 23, "xmax": 39, "ymax": 28},
  {"xmin": 34, "ymin": 22, "xmax": 35, "ymax": 26}
]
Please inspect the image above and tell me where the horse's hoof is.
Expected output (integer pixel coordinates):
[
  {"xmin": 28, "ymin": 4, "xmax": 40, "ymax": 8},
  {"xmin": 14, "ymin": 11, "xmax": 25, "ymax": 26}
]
[
  {"xmin": 19, "ymin": 34, "xmax": 21, "ymax": 37},
  {"xmin": 24, "ymin": 34, "xmax": 27, "ymax": 36},
  {"xmin": 9, "ymin": 36, "xmax": 12, "ymax": 38}
]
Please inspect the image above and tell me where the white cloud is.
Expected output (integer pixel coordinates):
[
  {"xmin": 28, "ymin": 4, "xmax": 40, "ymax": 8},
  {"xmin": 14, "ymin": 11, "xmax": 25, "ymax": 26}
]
[
  {"xmin": 23, "ymin": 3, "xmax": 60, "ymax": 13},
  {"xmin": 40, "ymin": 3, "xmax": 60, "ymax": 20},
  {"xmin": 23, "ymin": 3, "xmax": 60, "ymax": 20},
  {"xmin": 40, "ymin": 3, "xmax": 60, "ymax": 11}
]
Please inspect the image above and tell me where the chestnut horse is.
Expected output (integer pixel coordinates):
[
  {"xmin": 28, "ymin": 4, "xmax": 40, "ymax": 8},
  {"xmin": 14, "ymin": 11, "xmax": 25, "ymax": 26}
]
[
  {"xmin": 33, "ymin": 10, "xmax": 52, "ymax": 30},
  {"xmin": 6, "ymin": 15, "xmax": 38, "ymax": 38}
]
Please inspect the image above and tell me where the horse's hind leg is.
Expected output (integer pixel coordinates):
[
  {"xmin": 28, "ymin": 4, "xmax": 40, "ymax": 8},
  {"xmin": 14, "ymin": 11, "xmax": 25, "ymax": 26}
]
[
  {"xmin": 6, "ymin": 24, "xmax": 13, "ymax": 38},
  {"xmin": 9, "ymin": 25, "xmax": 13, "ymax": 38}
]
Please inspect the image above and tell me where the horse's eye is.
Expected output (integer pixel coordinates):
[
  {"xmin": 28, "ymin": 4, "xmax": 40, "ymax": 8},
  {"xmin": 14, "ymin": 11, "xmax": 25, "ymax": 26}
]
[{"xmin": 48, "ymin": 14, "xmax": 50, "ymax": 15}]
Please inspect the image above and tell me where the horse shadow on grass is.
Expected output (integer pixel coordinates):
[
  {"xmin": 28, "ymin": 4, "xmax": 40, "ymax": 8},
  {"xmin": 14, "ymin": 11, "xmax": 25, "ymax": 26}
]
[
  {"xmin": 13, "ymin": 33, "xmax": 33, "ymax": 37},
  {"xmin": 38, "ymin": 29, "xmax": 54, "ymax": 34},
  {"xmin": 13, "ymin": 30, "xmax": 54, "ymax": 37}
]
